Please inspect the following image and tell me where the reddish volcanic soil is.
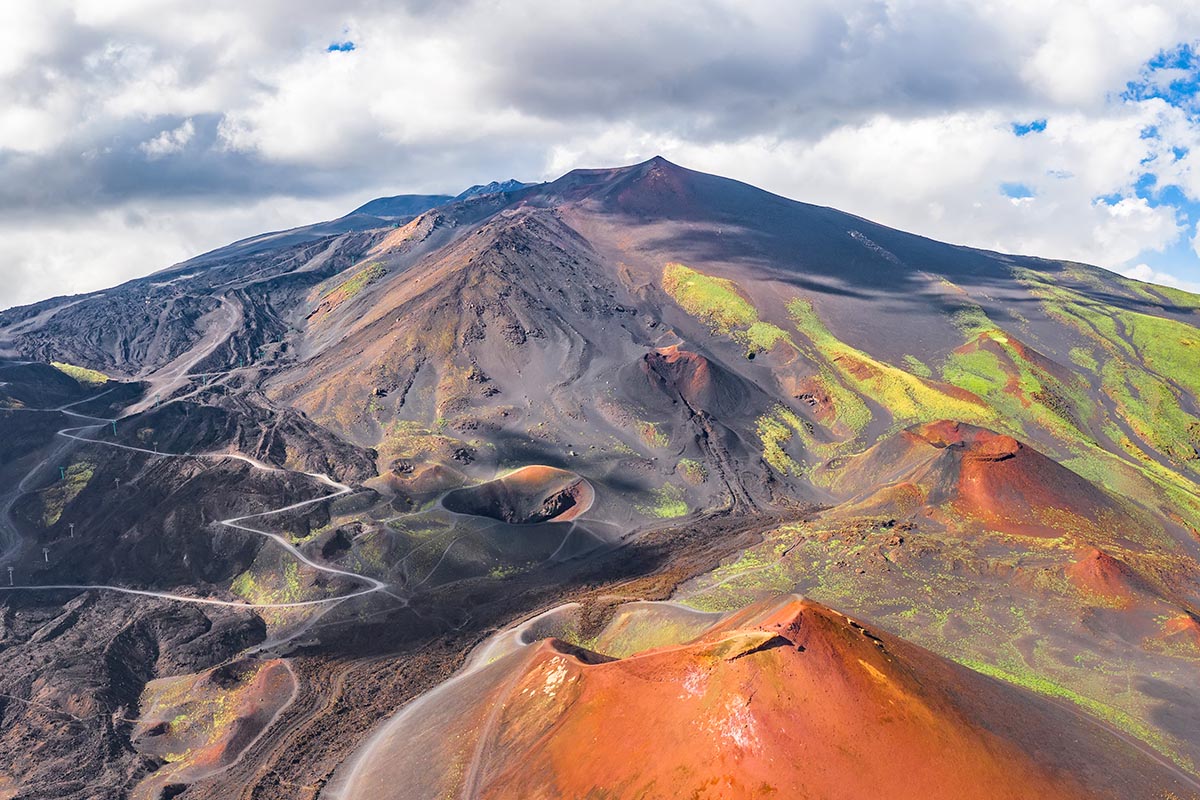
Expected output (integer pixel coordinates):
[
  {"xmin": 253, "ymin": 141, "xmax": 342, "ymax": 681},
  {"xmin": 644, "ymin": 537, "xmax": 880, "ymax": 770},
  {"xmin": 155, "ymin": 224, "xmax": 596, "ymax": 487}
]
[
  {"xmin": 1161, "ymin": 614, "xmax": 1200, "ymax": 651},
  {"xmin": 1066, "ymin": 547, "xmax": 1145, "ymax": 603},
  {"xmin": 338, "ymin": 596, "xmax": 1193, "ymax": 800},
  {"xmin": 829, "ymin": 420, "xmax": 1134, "ymax": 540},
  {"xmin": 132, "ymin": 659, "xmax": 296, "ymax": 796}
]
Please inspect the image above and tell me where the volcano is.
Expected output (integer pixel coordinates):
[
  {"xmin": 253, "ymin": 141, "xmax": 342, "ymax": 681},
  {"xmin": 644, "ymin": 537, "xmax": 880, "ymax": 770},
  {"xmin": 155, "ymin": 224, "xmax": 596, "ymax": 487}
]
[
  {"xmin": 1, "ymin": 157, "xmax": 1199, "ymax": 799},
  {"xmin": 334, "ymin": 596, "xmax": 1194, "ymax": 800},
  {"xmin": 824, "ymin": 420, "xmax": 1143, "ymax": 540}
]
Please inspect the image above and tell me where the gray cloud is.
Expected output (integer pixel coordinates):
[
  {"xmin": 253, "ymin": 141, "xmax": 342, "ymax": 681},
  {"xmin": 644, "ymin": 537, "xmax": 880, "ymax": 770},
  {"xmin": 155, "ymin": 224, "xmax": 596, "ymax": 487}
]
[
  {"xmin": 482, "ymin": 1, "xmax": 1033, "ymax": 137},
  {"xmin": 0, "ymin": 1, "xmax": 1074, "ymax": 214}
]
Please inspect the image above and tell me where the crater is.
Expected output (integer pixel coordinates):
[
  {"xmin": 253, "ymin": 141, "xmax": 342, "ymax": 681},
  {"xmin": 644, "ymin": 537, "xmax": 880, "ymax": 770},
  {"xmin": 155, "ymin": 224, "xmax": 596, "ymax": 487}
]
[{"xmin": 442, "ymin": 465, "xmax": 595, "ymax": 524}]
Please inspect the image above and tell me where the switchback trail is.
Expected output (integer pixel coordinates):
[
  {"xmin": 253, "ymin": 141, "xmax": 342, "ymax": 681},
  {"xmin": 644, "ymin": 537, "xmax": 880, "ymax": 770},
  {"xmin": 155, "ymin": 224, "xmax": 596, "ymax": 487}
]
[{"xmin": 0, "ymin": 391, "xmax": 387, "ymax": 610}]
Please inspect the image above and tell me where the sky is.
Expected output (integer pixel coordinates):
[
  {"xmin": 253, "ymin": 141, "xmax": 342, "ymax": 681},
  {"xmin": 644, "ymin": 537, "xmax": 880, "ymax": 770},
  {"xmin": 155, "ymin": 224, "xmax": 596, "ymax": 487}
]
[{"xmin": 4, "ymin": 1, "xmax": 1200, "ymax": 310}]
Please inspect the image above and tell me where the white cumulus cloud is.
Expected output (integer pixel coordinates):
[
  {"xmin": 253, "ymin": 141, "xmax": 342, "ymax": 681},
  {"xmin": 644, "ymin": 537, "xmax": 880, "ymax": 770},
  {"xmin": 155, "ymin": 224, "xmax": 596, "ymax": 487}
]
[{"xmin": 140, "ymin": 118, "xmax": 194, "ymax": 158}]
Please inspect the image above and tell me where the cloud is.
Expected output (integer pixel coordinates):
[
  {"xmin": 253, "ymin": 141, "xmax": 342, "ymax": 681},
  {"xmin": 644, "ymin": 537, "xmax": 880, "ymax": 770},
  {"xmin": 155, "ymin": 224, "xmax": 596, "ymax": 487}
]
[
  {"xmin": 140, "ymin": 118, "xmax": 194, "ymax": 158},
  {"xmin": 1121, "ymin": 261, "xmax": 1200, "ymax": 292},
  {"xmin": 0, "ymin": 193, "xmax": 359, "ymax": 309},
  {"xmin": 3, "ymin": 1, "xmax": 1200, "ymax": 309}
]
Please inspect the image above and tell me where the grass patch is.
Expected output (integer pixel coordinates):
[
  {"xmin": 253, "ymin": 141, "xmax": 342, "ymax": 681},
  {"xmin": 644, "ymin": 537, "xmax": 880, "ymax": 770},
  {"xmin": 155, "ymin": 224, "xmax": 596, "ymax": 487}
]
[
  {"xmin": 51, "ymin": 361, "xmax": 109, "ymax": 385},
  {"xmin": 41, "ymin": 461, "xmax": 94, "ymax": 527},
  {"xmin": 941, "ymin": 329, "xmax": 1092, "ymax": 445},
  {"xmin": 788, "ymin": 298, "xmax": 991, "ymax": 429},
  {"xmin": 756, "ymin": 406, "xmax": 809, "ymax": 475},
  {"xmin": 1068, "ymin": 346, "xmax": 1098, "ymax": 371},
  {"xmin": 230, "ymin": 561, "xmax": 308, "ymax": 604},
  {"xmin": 637, "ymin": 483, "xmax": 688, "ymax": 519},
  {"xmin": 677, "ymin": 458, "xmax": 708, "ymax": 484},
  {"xmin": 1018, "ymin": 269, "xmax": 1200, "ymax": 474},
  {"xmin": 662, "ymin": 263, "xmax": 789, "ymax": 353},
  {"xmin": 325, "ymin": 261, "xmax": 385, "ymax": 300},
  {"xmin": 901, "ymin": 354, "xmax": 932, "ymax": 378},
  {"xmin": 378, "ymin": 419, "xmax": 465, "ymax": 463},
  {"xmin": 636, "ymin": 420, "xmax": 670, "ymax": 448}
]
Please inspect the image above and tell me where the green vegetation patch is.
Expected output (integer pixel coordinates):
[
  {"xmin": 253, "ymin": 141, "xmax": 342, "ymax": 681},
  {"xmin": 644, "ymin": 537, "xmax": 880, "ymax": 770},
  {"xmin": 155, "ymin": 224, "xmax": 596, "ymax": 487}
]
[
  {"xmin": 756, "ymin": 405, "xmax": 810, "ymax": 475},
  {"xmin": 950, "ymin": 304, "xmax": 993, "ymax": 337},
  {"xmin": 941, "ymin": 329, "xmax": 1092, "ymax": 445},
  {"xmin": 677, "ymin": 458, "xmax": 708, "ymax": 484},
  {"xmin": 901, "ymin": 354, "xmax": 932, "ymax": 378},
  {"xmin": 788, "ymin": 298, "xmax": 990, "ymax": 430},
  {"xmin": 319, "ymin": 261, "xmax": 386, "ymax": 306},
  {"xmin": 662, "ymin": 262, "xmax": 789, "ymax": 353},
  {"xmin": 140, "ymin": 662, "xmax": 277, "ymax": 773},
  {"xmin": 1018, "ymin": 268, "xmax": 1200, "ymax": 475},
  {"xmin": 488, "ymin": 562, "xmax": 536, "ymax": 580},
  {"xmin": 636, "ymin": 420, "xmax": 670, "ymax": 448},
  {"xmin": 1118, "ymin": 277, "xmax": 1200, "ymax": 311},
  {"xmin": 676, "ymin": 515, "xmax": 1198, "ymax": 773},
  {"xmin": 378, "ymin": 419, "xmax": 467, "ymax": 463},
  {"xmin": 1067, "ymin": 346, "xmax": 1098, "ymax": 371},
  {"xmin": 637, "ymin": 483, "xmax": 689, "ymax": 519},
  {"xmin": 51, "ymin": 361, "xmax": 109, "ymax": 385},
  {"xmin": 41, "ymin": 461, "xmax": 95, "ymax": 527},
  {"xmin": 230, "ymin": 560, "xmax": 310, "ymax": 605}
]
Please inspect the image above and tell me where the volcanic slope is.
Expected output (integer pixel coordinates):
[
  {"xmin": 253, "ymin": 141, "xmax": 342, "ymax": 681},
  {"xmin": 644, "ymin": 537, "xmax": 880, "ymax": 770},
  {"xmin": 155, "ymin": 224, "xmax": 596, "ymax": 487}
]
[{"xmin": 335, "ymin": 595, "xmax": 1195, "ymax": 800}]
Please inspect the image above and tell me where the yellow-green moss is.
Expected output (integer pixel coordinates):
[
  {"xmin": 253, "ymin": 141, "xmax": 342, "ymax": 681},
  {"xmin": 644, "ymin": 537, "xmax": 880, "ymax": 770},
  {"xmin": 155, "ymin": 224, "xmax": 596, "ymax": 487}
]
[
  {"xmin": 323, "ymin": 261, "xmax": 385, "ymax": 301},
  {"xmin": 901, "ymin": 354, "xmax": 932, "ymax": 378},
  {"xmin": 677, "ymin": 458, "xmax": 708, "ymax": 484},
  {"xmin": 663, "ymin": 262, "xmax": 757, "ymax": 331},
  {"xmin": 51, "ymin": 361, "xmax": 109, "ymax": 385},
  {"xmin": 230, "ymin": 561, "xmax": 307, "ymax": 604},
  {"xmin": 959, "ymin": 658, "xmax": 1194, "ymax": 773},
  {"xmin": 636, "ymin": 420, "xmax": 670, "ymax": 448},
  {"xmin": 662, "ymin": 263, "xmax": 789, "ymax": 353},
  {"xmin": 1068, "ymin": 346, "xmax": 1098, "ymax": 371},
  {"xmin": 1018, "ymin": 268, "xmax": 1200, "ymax": 475},
  {"xmin": 788, "ymin": 298, "xmax": 990, "ymax": 429},
  {"xmin": 41, "ymin": 461, "xmax": 94, "ymax": 526},
  {"xmin": 756, "ymin": 406, "xmax": 809, "ymax": 475},
  {"xmin": 637, "ymin": 483, "xmax": 688, "ymax": 519}
]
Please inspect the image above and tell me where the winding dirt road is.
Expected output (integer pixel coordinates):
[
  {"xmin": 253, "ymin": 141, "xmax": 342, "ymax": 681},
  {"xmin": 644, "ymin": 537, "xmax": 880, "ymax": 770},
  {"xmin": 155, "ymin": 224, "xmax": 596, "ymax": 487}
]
[{"xmin": 0, "ymin": 391, "xmax": 387, "ymax": 609}]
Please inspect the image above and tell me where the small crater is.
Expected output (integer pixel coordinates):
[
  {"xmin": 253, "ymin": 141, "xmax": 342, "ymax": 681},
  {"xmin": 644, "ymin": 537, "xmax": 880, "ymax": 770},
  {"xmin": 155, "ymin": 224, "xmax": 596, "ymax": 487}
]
[{"xmin": 442, "ymin": 465, "xmax": 594, "ymax": 524}]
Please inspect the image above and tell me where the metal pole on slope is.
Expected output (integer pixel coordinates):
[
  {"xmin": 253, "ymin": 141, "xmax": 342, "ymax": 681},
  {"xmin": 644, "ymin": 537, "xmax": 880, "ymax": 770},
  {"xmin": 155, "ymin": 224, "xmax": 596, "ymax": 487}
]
[
  {"xmin": 7, "ymin": 567, "xmax": 12, "ymax": 586},
  {"xmin": 58, "ymin": 466, "xmax": 65, "ymax": 480},
  {"xmin": 68, "ymin": 523, "xmax": 74, "ymax": 538},
  {"xmin": 111, "ymin": 420, "xmax": 117, "ymax": 435},
  {"xmin": 42, "ymin": 548, "xmax": 49, "ymax": 563}
]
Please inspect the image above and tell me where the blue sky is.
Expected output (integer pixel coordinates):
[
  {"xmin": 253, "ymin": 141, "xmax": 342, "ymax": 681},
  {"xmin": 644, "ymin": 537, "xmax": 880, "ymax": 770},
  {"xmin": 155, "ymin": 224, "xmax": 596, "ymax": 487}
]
[
  {"xmin": 3, "ymin": 2, "xmax": 1200, "ymax": 307},
  {"xmin": 1112, "ymin": 44, "xmax": 1200, "ymax": 287}
]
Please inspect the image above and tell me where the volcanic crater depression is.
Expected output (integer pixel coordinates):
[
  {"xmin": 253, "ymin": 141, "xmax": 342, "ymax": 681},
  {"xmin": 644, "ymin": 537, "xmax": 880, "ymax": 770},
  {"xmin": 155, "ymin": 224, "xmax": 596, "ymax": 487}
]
[{"xmin": 441, "ymin": 465, "xmax": 595, "ymax": 524}]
